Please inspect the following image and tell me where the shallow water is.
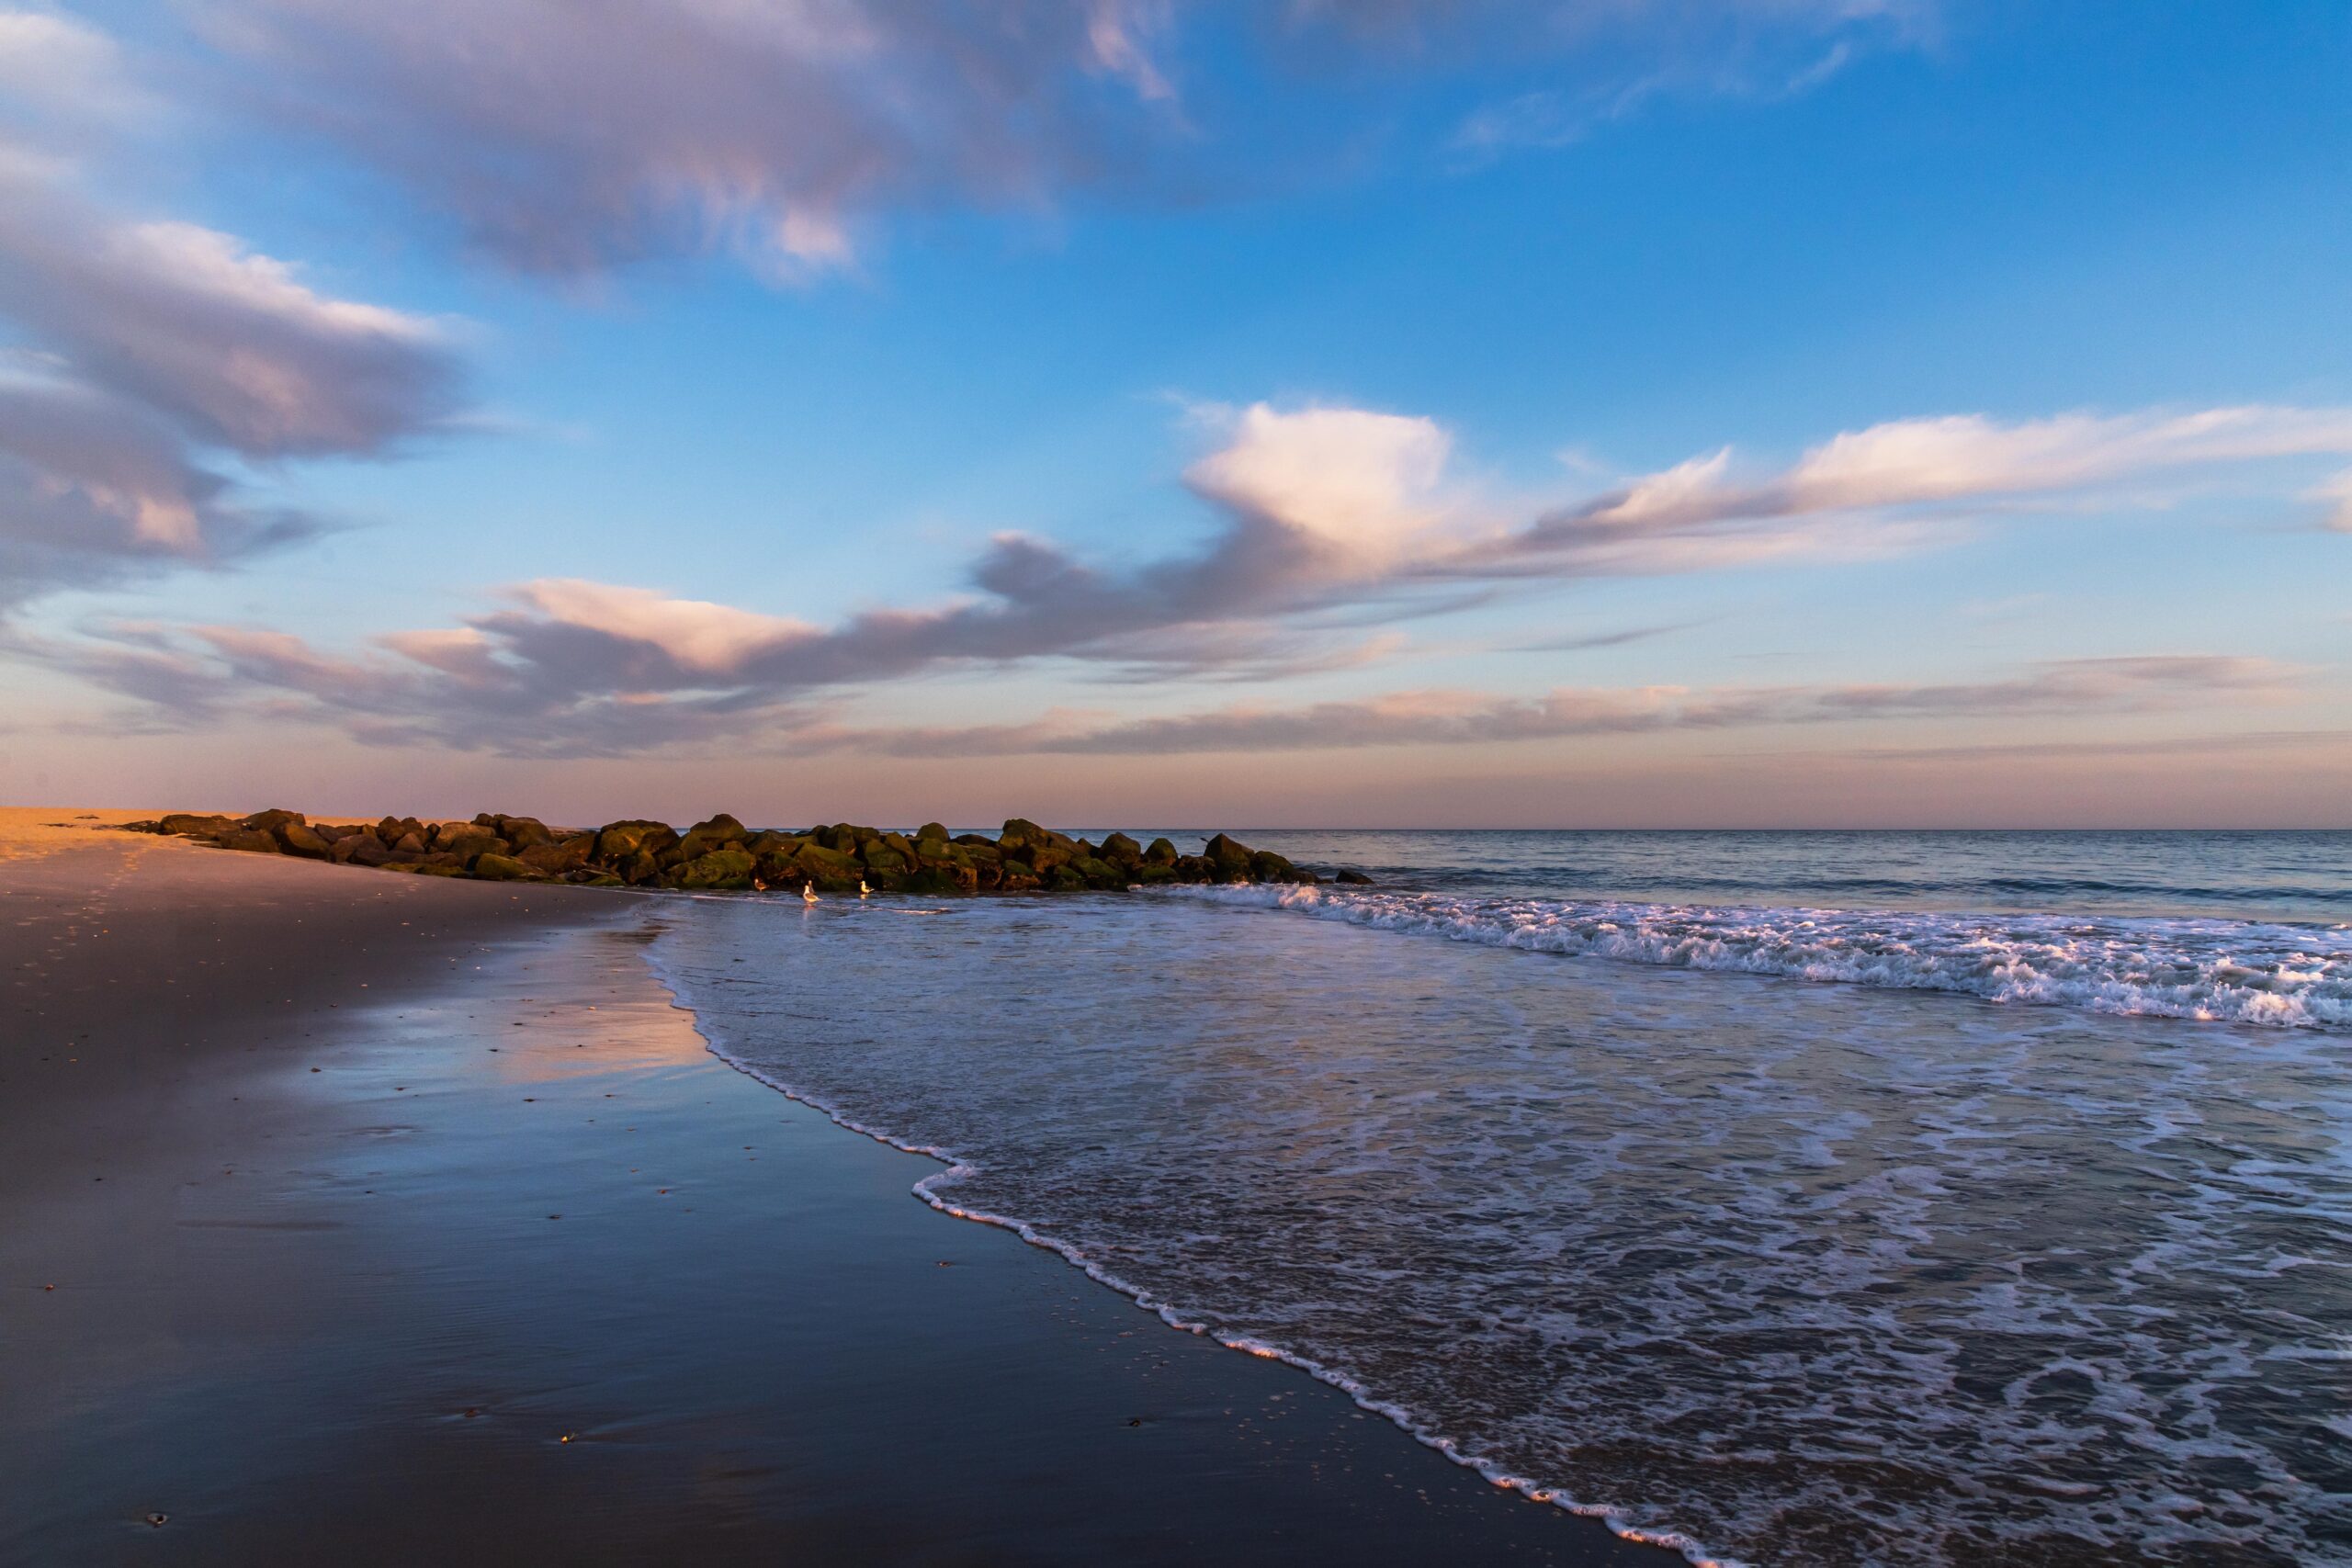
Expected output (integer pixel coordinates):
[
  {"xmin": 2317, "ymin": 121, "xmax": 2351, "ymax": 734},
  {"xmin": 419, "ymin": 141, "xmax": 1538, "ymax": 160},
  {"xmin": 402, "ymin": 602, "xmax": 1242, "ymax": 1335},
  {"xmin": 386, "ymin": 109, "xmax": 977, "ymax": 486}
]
[{"xmin": 650, "ymin": 831, "xmax": 2352, "ymax": 1566}]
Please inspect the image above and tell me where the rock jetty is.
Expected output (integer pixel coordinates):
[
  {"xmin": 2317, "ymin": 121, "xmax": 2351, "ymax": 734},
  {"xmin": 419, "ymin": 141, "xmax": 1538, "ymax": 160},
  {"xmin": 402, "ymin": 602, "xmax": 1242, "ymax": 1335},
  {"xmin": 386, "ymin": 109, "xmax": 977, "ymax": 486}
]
[{"xmin": 122, "ymin": 810, "xmax": 1341, "ymax": 895}]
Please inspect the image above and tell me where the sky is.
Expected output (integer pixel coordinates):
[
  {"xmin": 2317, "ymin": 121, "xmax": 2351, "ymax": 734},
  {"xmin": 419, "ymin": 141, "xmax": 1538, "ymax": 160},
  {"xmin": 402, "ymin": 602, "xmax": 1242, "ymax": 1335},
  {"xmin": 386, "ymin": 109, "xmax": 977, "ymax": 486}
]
[{"xmin": 0, "ymin": 0, "xmax": 2346, "ymax": 829}]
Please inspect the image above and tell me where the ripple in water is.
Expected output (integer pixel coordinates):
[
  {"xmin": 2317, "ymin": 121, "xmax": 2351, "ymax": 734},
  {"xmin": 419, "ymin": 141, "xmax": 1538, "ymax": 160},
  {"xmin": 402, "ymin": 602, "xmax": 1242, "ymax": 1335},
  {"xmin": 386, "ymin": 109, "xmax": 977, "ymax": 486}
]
[{"xmin": 650, "ymin": 892, "xmax": 2352, "ymax": 1566}]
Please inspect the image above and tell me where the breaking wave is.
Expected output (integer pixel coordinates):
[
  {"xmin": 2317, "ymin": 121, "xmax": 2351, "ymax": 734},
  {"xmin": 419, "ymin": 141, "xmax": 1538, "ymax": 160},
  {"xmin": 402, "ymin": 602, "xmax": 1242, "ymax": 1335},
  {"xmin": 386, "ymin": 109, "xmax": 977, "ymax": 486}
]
[{"xmin": 1162, "ymin": 884, "xmax": 2352, "ymax": 1030}]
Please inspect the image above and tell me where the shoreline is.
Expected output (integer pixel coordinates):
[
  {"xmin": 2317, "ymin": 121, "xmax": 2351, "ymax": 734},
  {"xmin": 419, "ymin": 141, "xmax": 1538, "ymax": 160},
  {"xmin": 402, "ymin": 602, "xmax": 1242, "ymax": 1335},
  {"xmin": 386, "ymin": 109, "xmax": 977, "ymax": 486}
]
[
  {"xmin": 659, "ymin": 942, "xmax": 1713, "ymax": 1562},
  {"xmin": 2, "ymin": 814, "xmax": 1657, "ymax": 1565}
]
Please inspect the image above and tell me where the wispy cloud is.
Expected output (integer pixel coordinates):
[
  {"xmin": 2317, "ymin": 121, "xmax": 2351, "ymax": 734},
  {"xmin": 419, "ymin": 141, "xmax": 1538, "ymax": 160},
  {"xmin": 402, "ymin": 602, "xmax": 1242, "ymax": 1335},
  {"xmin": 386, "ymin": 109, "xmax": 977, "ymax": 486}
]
[
  {"xmin": 1444, "ymin": 0, "xmax": 1925, "ymax": 158},
  {"xmin": 1502, "ymin": 622, "xmax": 1691, "ymax": 653},
  {"xmin": 790, "ymin": 655, "xmax": 2306, "ymax": 757},
  {"xmin": 1485, "ymin": 405, "xmax": 2352, "ymax": 575},
  {"xmin": 2312, "ymin": 468, "xmax": 2352, "ymax": 534}
]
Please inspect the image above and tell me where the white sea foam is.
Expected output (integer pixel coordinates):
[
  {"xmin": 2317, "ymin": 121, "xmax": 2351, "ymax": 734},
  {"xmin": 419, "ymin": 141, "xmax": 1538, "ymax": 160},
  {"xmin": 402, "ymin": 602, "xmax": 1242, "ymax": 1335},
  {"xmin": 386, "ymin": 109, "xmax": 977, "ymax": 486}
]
[
  {"xmin": 644, "ymin": 883, "xmax": 2352, "ymax": 1566},
  {"xmin": 1160, "ymin": 884, "xmax": 2352, "ymax": 1030}
]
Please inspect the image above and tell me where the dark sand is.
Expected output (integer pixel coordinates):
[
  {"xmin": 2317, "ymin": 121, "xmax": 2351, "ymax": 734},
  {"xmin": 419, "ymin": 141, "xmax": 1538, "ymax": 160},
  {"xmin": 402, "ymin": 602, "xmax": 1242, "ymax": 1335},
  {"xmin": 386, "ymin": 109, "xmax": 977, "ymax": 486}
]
[{"xmin": 0, "ymin": 818, "xmax": 1660, "ymax": 1566}]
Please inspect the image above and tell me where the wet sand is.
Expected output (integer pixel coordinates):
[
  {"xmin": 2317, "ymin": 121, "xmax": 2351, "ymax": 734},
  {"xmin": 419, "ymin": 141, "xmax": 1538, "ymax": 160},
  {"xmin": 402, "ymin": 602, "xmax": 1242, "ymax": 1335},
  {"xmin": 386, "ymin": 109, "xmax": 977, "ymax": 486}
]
[{"xmin": 0, "ymin": 814, "xmax": 1657, "ymax": 1566}]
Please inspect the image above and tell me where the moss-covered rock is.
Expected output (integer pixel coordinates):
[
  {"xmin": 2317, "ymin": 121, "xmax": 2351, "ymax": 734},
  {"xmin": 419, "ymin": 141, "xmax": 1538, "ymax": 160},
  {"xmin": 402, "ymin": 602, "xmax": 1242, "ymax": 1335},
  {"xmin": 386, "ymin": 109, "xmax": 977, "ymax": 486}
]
[
  {"xmin": 1250, "ymin": 849, "xmax": 1298, "ymax": 883},
  {"xmin": 595, "ymin": 819, "xmax": 676, "ymax": 861},
  {"xmin": 520, "ymin": 835, "xmax": 594, "ymax": 874},
  {"xmin": 471, "ymin": 852, "xmax": 540, "ymax": 882},
  {"xmin": 1072, "ymin": 856, "xmax": 1128, "ymax": 888},
  {"xmin": 675, "ymin": 813, "xmax": 749, "ymax": 862},
  {"xmin": 667, "ymin": 848, "xmax": 756, "ymax": 890},
  {"xmin": 789, "ymin": 843, "xmax": 861, "ymax": 878},
  {"xmin": 1143, "ymin": 837, "xmax": 1179, "ymax": 865},
  {"xmin": 1204, "ymin": 833, "xmax": 1253, "ymax": 879}
]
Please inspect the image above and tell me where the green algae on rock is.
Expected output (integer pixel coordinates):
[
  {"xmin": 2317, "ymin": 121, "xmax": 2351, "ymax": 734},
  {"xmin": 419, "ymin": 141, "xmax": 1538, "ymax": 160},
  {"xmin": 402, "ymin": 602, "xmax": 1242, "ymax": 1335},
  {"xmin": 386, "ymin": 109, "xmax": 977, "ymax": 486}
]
[{"xmin": 121, "ymin": 810, "xmax": 1341, "ymax": 894}]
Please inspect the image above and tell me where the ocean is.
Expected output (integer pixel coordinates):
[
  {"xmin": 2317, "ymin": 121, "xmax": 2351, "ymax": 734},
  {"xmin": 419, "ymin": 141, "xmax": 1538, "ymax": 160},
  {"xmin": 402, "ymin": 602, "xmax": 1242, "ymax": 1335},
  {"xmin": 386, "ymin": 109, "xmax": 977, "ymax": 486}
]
[{"xmin": 647, "ymin": 829, "xmax": 2351, "ymax": 1566}]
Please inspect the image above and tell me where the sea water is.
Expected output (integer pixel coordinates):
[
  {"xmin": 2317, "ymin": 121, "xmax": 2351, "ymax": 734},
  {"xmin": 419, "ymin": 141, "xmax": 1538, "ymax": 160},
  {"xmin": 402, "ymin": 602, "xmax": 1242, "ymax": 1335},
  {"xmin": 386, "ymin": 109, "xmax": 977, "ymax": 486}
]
[{"xmin": 647, "ymin": 830, "xmax": 2352, "ymax": 1566}]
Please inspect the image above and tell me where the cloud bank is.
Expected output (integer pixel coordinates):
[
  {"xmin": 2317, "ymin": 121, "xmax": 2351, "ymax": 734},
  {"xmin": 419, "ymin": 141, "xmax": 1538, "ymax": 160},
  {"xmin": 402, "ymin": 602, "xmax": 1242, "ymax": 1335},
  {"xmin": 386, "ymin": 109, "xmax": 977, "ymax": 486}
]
[{"xmin": 28, "ymin": 393, "xmax": 2347, "ymax": 756}]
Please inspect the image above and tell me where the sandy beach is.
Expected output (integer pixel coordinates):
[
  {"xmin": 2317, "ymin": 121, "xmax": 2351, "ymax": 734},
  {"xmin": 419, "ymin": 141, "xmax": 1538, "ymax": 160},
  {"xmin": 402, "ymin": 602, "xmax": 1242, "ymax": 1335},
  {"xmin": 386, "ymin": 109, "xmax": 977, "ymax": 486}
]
[{"xmin": 0, "ymin": 813, "xmax": 1654, "ymax": 1566}]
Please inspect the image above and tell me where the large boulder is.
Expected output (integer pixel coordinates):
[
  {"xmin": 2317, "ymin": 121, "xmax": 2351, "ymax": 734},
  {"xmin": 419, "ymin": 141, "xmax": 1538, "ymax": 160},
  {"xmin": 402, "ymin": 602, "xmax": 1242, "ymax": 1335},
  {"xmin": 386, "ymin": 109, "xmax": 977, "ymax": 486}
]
[
  {"xmin": 331, "ymin": 830, "xmax": 391, "ymax": 866},
  {"xmin": 520, "ymin": 835, "xmax": 594, "ymax": 874},
  {"xmin": 498, "ymin": 816, "xmax": 556, "ymax": 850},
  {"xmin": 433, "ymin": 820, "xmax": 499, "ymax": 853},
  {"xmin": 743, "ymin": 830, "xmax": 806, "ymax": 860},
  {"xmin": 1072, "ymin": 856, "xmax": 1127, "ymax": 889},
  {"xmin": 1099, "ymin": 832, "xmax": 1143, "ymax": 866},
  {"xmin": 1143, "ymin": 837, "xmax": 1179, "ymax": 865},
  {"xmin": 243, "ymin": 808, "xmax": 305, "ymax": 835},
  {"xmin": 445, "ymin": 835, "xmax": 510, "ymax": 868},
  {"xmin": 218, "ymin": 829, "xmax": 280, "ymax": 854},
  {"xmin": 159, "ymin": 813, "xmax": 234, "ymax": 838},
  {"xmin": 1250, "ymin": 849, "xmax": 1307, "ymax": 884},
  {"xmin": 917, "ymin": 821, "xmax": 950, "ymax": 843},
  {"xmin": 469, "ymin": 853, "xmax": 540, "ymax": 882},
  {"xmin": 1204, "ymin": 833, "xmax": 1254, "ymax": 880},
  {"xmin": 277, "ymin": 822, "xmax": 333, "ymax": 859},
  {"xmin": 1334, "ymin": 869, "xmax": 1374, "ymax": 886},
  {"xmin": 596, "ymin": 819, "xmax": 678, "ymax": 862},
  {"xmin": 666, "ymin": 848, "xmax": 756, "ymax": 891},
  {"xmin": 675, "ymin": 813, "xmax": 749, "ymax": 862},
  {"xmin": 780, "ymin": 844, "xmax": 859, "ymax": 892}
]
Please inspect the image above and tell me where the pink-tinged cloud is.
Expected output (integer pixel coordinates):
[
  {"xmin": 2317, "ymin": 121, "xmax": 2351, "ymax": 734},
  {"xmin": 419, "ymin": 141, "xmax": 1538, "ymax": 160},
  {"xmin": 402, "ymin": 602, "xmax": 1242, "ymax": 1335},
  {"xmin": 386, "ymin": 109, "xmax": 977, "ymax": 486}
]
[
  {"xmin": 197, "ymin": 0, "xmax": 1187, "ymax": 279},
  {"xmin": 1498, "ymin": 405, "xmax": 2352, "ymax": 571},
  {"xmin": 0, "ymin": 90, "xmax": 464, "ymax": 605},
  {"xmin": 187, "ymin": 0, "xmax": 1934, "ymax": 280},
  {"xmin": 2312, "ymin": 469, "xmax": 2352, "ymax": 534},
  {"xmin": 24, "ymin": 398, "xmax": 2348, "ymax": 750},
  {"xmin": 785, "ymin": 656, "xmax": 2307, "ymax": 757}
]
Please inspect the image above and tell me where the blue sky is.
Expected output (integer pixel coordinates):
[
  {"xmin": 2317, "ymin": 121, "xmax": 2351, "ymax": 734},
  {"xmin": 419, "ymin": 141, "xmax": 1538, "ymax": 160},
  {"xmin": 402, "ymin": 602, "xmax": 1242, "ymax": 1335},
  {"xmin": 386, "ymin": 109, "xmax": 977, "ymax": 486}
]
[{"xmin": 1, "ymin": 1, "xmax": 2346, "ymax": 826}]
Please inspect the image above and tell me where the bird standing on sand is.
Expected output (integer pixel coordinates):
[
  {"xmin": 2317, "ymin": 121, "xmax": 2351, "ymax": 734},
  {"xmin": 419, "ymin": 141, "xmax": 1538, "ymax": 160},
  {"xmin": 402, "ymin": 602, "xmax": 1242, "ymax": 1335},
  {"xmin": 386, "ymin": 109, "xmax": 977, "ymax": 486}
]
[{"xmin": 801, "ymin": 882, "xmax": 819, "ymax": 905}]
